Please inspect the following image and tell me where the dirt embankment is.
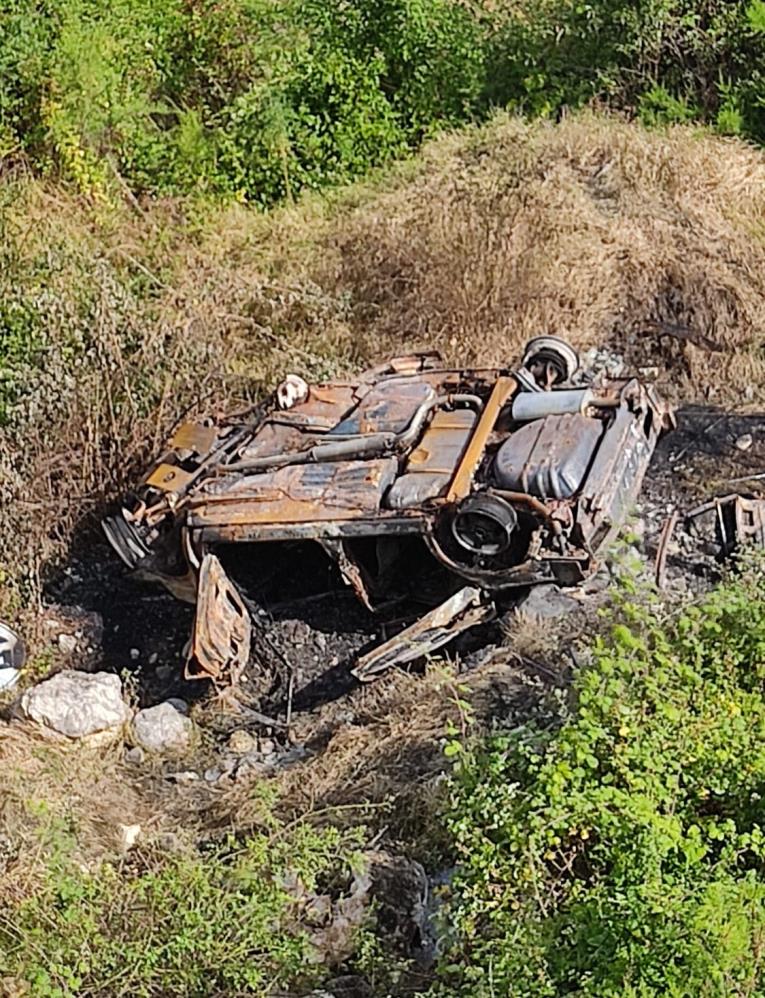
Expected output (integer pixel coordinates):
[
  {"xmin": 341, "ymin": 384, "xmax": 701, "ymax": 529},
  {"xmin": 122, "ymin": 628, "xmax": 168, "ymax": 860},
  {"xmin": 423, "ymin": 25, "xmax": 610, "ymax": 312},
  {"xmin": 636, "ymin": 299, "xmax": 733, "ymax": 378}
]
[
  {"xmin": 4, "ymin": 113, "xmax": 765, "ymax": 994},
  {"xmin": 4, "ymin": 112, "xmax": 765, "ymax": 624}
]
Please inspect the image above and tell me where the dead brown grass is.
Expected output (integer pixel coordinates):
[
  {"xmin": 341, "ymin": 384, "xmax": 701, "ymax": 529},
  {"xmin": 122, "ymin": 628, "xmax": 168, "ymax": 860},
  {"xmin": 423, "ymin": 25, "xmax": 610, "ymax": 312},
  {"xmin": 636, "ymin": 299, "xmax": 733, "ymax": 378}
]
[
  {"xmin": 214, "ymin": 657, "xmax": 558, "ymax": 856},
  {"xmin": 4, "ymin": 110, "xmax": 765, "ymax": 625},
  {"xmin": 327, "ymin": 112, "xmax": 765, "ymax": 399},
  {"xmin": 0, "ymin": 723, "xmax": 147, "ymax": 902}
]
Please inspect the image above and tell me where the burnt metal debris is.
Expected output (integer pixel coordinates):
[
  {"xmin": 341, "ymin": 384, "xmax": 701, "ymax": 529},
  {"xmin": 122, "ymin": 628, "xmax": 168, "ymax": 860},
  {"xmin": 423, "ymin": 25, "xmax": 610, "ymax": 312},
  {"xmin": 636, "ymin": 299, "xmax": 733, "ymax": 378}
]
[
  {"xmin": 0, "ymin": 619, "xmax": 25, "ymax": 690},
  {"xmin": 103, "ymin": 337, "xmax": 676, "ymax": 685}
]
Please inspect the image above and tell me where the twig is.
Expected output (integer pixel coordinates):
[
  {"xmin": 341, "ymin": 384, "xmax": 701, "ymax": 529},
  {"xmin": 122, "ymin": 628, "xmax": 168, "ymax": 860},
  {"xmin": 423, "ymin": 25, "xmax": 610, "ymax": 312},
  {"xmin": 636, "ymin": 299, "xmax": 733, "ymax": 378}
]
[{"xmin": 655, "ymin": 509, "xmax": 679, "ymax": 590}]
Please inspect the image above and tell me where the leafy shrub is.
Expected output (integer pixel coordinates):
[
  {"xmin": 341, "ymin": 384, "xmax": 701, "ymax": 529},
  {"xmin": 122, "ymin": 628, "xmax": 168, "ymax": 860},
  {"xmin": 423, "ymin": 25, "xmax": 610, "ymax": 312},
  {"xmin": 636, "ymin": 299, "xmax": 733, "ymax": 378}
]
[
  {"xmin": 0, "ymin": 0, "xmax": 484, "ymax": 203},
  {"xmin": 435, "ymin": 559, "xmax": 765, "ymax": 996},
  {"xmin": 0, "ymin": 809, "xmax": 366, "ymax": 997},
  {"xmin": 483, "ymin": 0, "xmax": 765, "ymax": 142}
]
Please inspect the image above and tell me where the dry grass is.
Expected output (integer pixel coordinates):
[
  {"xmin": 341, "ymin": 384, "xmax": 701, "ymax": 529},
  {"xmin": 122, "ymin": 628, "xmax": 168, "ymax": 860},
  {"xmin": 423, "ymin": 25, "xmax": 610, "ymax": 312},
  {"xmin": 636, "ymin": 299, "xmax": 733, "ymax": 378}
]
[
  {"xmin": 212, "ymin": 657, "xmax": 559, "ymax": 856},
  {"xmin": 4, "ymin": 110, "xmax": 765, "ymax": 622},
  {"xmin": 328, "ymin": 112, "xmax": 765, "ymax": 398},
  {"xmin": 0, "ymin": 723, "xmax": 148, "ymax": 902}
]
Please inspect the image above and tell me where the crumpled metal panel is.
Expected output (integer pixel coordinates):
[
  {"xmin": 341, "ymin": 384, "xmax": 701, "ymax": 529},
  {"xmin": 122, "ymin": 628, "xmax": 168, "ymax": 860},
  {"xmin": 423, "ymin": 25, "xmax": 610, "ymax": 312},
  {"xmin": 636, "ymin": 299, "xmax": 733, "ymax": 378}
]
[
  {"xmin": 686, "ymin": 493, "xmax": 765, "ymax": 557},
  {"xmin": 331, "ymin": 380, "xmax": 435, "ymax": 436},
  {"xmin": 185, "ymin": 553, "xmax": 251, "ymax": 682},
  {"xmin": 189, "ymin": 458, "xmax": 399, "ymax": 527},
  {"xmin": 387, "ymin": 409, "xmax": 477, "ymax": 509},
  {"xmin": 493, "ymin": 414, "xmax": 604, "ymax": 500},
  {"xmin": 352, "ymin": 586, "xmax": 495, "ymax": 681}
]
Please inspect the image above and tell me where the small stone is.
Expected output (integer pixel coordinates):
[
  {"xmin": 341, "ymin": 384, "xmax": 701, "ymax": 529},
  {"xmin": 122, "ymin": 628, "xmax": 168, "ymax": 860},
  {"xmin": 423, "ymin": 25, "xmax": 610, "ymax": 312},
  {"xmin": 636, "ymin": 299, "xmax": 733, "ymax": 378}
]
[
  {"xmin": 204, "ymin": 767, "xmax": 221, "ymax": 783},
  {"xmin": 274, "ymin": 745, "xmax": 309, "ymax": 769},
  {"xmin": 515, "ymin": 585, "xmax": 580, "ymax": 623},
  {"xmin": 258, "ymin": 738, "xmax": 276, "ymax": 756},
  {"xmin": 130, "ymin": 648, "xmax": 140, "ymax": 661},
  {"xmin": 132, "ymin": 701, "xmax": 194, "ymax": 754},
  {"xmin": 165, "ymin": 697, "xmax": 189, "ymax": 715},
  {"xmin": 167, "ymin": 770, "xmax": 200, "ymax": 783},
  {"xmin": 235, "ymin": 758, "xmax": 269, "ymax": 780},
  {"xmin": 736, "ymin": 433, "xmax": 753, "ymax": 452},
  {"xmin": 21, "ymin": 671, "xmax": 131, "ymax": 739},
  {"xmin": 57, "ymin": 633, "xmax": 78, "ymax": 654},
  {"xmin": 125, "ymin": 745, "xmax": 145, "ymax": 765},
  {"xmin": 157, "ymin": 831, "xmax": 184, "ymax": 852},
  {"xmin": 118, "ymin": 823, "xmax": 141, "ymax": 852},
  {"xmin": 148, "ymin": 653, "xmax": 158, "ymax": 665},
  {"xmin": 228, "ymin": 729, "xmax": 258, "ymax": 755}
]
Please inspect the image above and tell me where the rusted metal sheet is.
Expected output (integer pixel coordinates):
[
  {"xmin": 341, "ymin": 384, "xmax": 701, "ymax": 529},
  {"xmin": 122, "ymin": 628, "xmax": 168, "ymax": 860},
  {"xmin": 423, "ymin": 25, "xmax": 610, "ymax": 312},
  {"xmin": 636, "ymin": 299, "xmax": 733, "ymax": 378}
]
[
  {"xmin": 185, "ymin": 554, "xmax": 251, "ymax": 683},
  {"xmin": 352, "ymin": 586, "xmax": 495, "ymax": 681},
  {"xmin": 577, "ymin": 383, "xmax": 661, "ymax": 550},
  {"xmin": 171, "ymin": 422, "xmax": 217, "ymax": 455},
  {"xmin": 446, "ymin": 376, "xmax": 516, "ymax": 501},
  {"xmin": 189, "ymin": 459, "xmax": 398, "ymax": 527},
  {"xmin": 685, "ymin": 493, "xmax": 765, "ymax": 557},
  {"xmin": 144, "ymin": 463, "xmax": 197, "ymax": 493},
  {"xmin": 332, "ymin": 380, "xmax": 435, "ymax": 436},
  {"xmin": 388, "ymin": 408, "xmax": 477, "ymax": 509}
]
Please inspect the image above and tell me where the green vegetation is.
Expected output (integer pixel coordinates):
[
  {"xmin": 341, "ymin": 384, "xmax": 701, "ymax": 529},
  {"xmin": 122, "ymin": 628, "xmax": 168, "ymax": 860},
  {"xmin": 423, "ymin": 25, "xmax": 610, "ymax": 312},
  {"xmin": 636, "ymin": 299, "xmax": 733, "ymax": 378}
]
[
  {"xmin": 6, "ymin": 4, "xmax": 765, "ymax": 993},
  {"xmin": 2, "ymin": 1, "xmax": 765, "ymax": 203},
  {"xmin": 0, "ymin": 796, "xmax": 367, "ymax": 997},
  {"xmin": 0, "ymin": 0, "xmax": 483, "ymax": 203},
  {"xmin": 435, "ymin": 560, "xmax": 765, "ymax": 996}
]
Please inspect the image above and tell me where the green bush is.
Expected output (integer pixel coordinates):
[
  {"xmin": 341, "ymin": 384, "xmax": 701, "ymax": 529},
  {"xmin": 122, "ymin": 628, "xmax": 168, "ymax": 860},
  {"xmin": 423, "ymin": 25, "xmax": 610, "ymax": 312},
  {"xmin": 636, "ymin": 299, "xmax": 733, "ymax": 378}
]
[
  {"xmin": 0, "ymin": 808, "xmax": 367, "ymax": 997},
  {"xmin": 435, "ymin": 559, "xmax": 765, "ymax": 996},
  {"xmin": 4, "ymin": 0, "xmax": 765, "ymax": 202},
  {"xmin": 0, "ymin": 0, "xmax": 484, "ymax": 203},
  {"xmin": 485, "ymin": 0, "xmax": 765, "ymax": 141}
]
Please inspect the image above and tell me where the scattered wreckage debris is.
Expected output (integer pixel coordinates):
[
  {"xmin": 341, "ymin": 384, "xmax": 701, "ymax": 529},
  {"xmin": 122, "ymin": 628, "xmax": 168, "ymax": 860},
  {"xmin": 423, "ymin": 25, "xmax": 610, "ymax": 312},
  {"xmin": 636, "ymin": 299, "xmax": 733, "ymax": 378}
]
[
  {"xmin": 655, "ymin": 493, "xmax": 765, "ymax": 588},
  {"xmin": 0, "ymin": 620, "xmax": 25, "ymax": 691},
  {"xmin": 103, "ymin": 336, "xmax": 675, "ymax": 688}
]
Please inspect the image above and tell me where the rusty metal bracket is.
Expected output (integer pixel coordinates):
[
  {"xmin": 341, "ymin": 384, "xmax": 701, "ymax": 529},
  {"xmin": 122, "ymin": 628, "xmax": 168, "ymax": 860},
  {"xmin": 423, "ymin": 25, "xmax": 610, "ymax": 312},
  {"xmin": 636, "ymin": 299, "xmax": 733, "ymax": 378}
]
[
  {"xmin": 185, "ymin": 554, "xmax": 252, "ymax": 683},
  {"xmin": 446, "ymin": 377, "xmax": 516, "ymax": 502},
  {"xmin": 655, "ymin": 508, "xmax": 678, "ymax": 589},
  {"xmin": 351, "ymin": 586, "xmax": 495, "ymax": 682},
  {"xmin": 320, "ymin": 539, "xmax": 376, "ymax": 611},
  {"xmin": 685, "ymin": 493, "xmax": 765, "ymax": 557}
]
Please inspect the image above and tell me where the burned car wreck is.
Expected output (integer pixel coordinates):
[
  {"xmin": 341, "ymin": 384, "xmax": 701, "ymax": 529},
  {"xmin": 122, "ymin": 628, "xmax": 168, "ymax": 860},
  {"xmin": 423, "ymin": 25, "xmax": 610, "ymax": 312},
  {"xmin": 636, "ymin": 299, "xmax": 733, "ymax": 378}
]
[{"xmin": 103, "ymin": 337, "xmax": 673, "ymax": 685}]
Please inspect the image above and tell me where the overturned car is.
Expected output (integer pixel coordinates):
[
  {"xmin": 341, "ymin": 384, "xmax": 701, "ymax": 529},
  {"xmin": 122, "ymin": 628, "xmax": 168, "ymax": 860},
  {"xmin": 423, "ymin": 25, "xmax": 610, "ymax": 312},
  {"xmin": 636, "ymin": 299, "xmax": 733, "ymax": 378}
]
[{"xmin": 103, "ymin": 338, "xmax": 673, "ymax": 684}]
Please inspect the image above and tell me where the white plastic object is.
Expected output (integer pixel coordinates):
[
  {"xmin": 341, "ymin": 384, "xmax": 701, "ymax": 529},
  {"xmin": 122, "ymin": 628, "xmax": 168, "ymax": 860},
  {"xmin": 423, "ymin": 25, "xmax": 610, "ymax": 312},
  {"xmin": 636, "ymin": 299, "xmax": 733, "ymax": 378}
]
[{"xmin": 276, "ymin": 374, "xmax": 309, "ymax": 410}]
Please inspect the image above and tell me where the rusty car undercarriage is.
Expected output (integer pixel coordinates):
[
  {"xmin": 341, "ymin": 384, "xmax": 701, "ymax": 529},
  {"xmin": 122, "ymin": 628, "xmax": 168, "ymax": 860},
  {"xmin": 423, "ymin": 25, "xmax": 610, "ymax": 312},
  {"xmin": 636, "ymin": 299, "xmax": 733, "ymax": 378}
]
[{"xmin": 103, "ymin": 337, "xmax": 676, "ymax": 686}]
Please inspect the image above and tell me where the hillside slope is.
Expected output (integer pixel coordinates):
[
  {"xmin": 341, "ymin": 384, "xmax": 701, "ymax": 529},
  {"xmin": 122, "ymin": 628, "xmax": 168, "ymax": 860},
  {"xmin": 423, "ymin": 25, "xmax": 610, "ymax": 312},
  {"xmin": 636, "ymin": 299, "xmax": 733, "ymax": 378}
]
[
  {"xmin": 3, "ymin": 112, "xmax": 765, "ymax": 618},
  {"xmin": 4, "ymin": 110, "xmax": 765, "ymax": 998}
]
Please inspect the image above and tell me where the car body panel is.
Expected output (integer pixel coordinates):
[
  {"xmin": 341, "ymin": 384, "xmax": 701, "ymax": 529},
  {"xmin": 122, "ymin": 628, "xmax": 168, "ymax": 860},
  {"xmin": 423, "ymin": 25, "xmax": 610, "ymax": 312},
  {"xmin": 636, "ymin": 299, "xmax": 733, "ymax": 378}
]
[{"xmin": 104, "ymin": 345, "xmax": 674, "ymax": 683}]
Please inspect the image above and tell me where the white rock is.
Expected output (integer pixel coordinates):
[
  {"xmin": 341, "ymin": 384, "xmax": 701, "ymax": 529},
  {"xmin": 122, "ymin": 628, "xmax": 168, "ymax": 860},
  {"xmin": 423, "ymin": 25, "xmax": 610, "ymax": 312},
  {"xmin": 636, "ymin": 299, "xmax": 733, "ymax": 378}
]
[
  {"xmin": 21, "ymin": 671, "xmax": 131, "ymax": 739},
  {"xmin": 132, "ymin": 701, "xmax": 193, "ymax": 754},
  {"xmin": 57, "ymin": 633, "xmax": 78, "ymax": 654},
  {"xmin": 736, "ymin": 433, "xmax": 753, "ymax": 452},
  {"xmin": 125, "ymin": 745, "xmax": 145, "ymax": 765},
  {"xmin": 118, "ymin": 823, "xmax": 141, "ymax": 852},
  {"xmin": 130, "ymin": 648, "xmax": 140, "ymax": 661}
]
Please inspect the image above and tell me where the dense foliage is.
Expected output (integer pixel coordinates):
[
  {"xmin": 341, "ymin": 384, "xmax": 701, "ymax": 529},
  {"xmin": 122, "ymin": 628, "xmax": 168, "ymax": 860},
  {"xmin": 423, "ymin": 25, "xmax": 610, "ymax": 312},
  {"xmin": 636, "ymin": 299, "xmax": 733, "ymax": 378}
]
[
  {"xmin": 0, "ymin": 802, "xmax": 366, "ymax": 997},
  {"xmin": 436, "ymin": 561, "xmax": 765, "ymax": 996},
  {"xmin": 2, "ymin": 0, "xmax": 765, "ymax": 203},
  {"xmin": 0, "ymin": 0, "xmax": 483, "ymax": 203}
]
